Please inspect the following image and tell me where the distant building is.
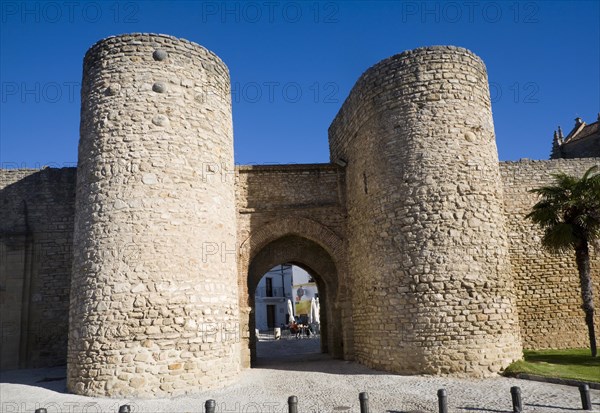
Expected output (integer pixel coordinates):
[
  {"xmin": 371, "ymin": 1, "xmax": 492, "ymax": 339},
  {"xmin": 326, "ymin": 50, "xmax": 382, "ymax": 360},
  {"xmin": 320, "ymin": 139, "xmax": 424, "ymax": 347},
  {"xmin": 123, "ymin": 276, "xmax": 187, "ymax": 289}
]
[
  {"xmin": 254, "ymin": 265, "xmax": 315, "ymax": 330},
  {"xmin": 551, "ymin": 115, "xmax": 600, "ymax": 159}
]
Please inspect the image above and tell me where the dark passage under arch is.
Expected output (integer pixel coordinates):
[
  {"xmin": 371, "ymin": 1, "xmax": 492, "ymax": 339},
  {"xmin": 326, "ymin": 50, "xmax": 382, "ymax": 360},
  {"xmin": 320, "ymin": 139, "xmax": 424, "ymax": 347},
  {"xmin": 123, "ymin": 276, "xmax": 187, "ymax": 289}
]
[{"xmin": 246, "ymin": 235, "xmax": 344, "ymax": 365}]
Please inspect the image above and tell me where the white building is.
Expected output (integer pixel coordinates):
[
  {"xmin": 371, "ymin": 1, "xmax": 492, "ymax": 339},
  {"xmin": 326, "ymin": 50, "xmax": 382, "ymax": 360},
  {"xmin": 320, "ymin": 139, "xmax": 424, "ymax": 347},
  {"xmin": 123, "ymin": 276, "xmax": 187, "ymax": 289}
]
[{"xmin": 254, "ymin": 264, "xmax": 315, "ymax": 330}]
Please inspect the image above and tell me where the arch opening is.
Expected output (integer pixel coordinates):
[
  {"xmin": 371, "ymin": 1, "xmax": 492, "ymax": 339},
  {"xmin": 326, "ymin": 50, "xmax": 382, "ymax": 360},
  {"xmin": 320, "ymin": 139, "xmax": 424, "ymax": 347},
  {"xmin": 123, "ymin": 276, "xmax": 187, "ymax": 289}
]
[
  {"xmin": 245, "ymin": 234, "xmax": 344, "ymax": 366},
  {"xmin": 253, "ymin": 264, "xmax": 323, "ymax": 361}
]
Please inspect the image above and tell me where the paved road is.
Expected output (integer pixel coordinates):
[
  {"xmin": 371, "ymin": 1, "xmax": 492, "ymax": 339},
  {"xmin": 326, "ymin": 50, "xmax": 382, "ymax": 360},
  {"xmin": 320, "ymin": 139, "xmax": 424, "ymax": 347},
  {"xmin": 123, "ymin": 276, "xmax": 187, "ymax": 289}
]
[{"xmin": 1, "ymin": 339, "xmax": 598, "ymax": 412}]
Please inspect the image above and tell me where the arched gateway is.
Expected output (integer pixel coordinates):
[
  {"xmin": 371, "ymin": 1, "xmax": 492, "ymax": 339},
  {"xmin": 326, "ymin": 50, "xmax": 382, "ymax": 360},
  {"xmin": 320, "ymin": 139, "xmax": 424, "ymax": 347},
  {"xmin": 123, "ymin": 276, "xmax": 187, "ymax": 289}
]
[
  {"xmin": 57, "ymin": 34, "xmax": 537, "ymax": 398},
  {"xmin": 237, "ymin": 216, "xmax": 353, "ymax": 366}
]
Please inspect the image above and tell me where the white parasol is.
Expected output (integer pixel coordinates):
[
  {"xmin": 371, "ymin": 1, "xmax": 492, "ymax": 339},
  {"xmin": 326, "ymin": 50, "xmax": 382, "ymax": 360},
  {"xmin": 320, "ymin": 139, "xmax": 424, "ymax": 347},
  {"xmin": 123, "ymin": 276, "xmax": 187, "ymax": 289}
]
[
  {"xmin": 287, "ymin": 299, "xmax": 295, "ymax": 324},
  {"xmin": 311, "ymin": 297, "xmax": 320, "ymax": 324}
]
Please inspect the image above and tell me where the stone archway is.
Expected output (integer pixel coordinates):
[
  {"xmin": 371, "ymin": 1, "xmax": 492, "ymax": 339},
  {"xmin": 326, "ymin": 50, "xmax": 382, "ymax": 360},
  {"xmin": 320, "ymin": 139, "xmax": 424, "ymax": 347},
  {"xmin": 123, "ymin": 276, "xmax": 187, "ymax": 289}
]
[
  {"xmin": 237, "ymin": 217, "xmax": 353, "ymax": 367},
  {"xmin": 248, "ymin": 235, "xmax": 338, "ymax": 363},
  {"xmin": 239, "ymin": 217, "xmax": 346, "ymax": 261}
]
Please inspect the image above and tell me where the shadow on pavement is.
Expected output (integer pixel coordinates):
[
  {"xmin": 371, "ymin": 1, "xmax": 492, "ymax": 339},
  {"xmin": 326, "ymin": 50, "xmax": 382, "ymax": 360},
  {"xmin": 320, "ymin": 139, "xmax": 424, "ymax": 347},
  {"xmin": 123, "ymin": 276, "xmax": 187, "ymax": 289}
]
[
  {"xmin": 0, "ymin": 365, "xmax": 67, "ymax": 393},
  {"xmin": 525, "ymin": 403, "xmax": 582, "ymax": 411},
  {"xmin": 254, "ymin": 338, "xmax": 389, "ymax": 375}
]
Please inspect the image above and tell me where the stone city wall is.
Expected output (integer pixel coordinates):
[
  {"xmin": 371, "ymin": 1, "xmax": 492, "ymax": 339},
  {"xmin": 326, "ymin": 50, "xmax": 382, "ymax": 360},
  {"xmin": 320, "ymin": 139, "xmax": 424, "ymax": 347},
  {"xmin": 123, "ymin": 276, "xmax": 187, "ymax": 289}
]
[
  {"xmin": 0, "ymin": 167, "xmax": 76, "ymax": 370},
  {"xmin": 500, "ymin": 158, "xmax": 600, "ymax": 349},
  {"xmin": 2, "ymin": 158, "xmax": 600, "ymax": 379},
  {"xmin": 2, "ymin": 34, "xmax": 599, "ymax": 398}
]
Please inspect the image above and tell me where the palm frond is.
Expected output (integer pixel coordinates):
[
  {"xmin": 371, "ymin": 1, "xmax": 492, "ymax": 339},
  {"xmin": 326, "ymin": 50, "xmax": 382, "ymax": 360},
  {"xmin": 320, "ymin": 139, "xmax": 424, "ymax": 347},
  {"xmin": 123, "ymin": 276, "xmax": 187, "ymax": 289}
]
[
  {"xmin": 552, "ymin": 172, "xmax": 579, "ymax": 189},
  {"xmin": 542, "ymin": 223, "xmax": 576, "ymax": 252},
  {"xmin": 526, "ymin": 203, "xmax": 560, "ymax": 227},
  {"xmin": 527, "ymin": 165, "xmax": 600, "ymax": 253},
  {"xmin": 581, "ymin": 165, "xmax": 599, "ymax": 181}
]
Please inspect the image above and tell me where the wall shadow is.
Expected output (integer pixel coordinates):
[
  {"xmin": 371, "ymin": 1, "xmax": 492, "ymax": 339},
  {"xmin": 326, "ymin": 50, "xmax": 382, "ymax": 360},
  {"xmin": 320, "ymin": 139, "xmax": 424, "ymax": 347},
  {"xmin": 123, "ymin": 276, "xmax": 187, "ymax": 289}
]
[{"xmin": 0, "ymin": 365, "xmax": 67, "ymax": 393}]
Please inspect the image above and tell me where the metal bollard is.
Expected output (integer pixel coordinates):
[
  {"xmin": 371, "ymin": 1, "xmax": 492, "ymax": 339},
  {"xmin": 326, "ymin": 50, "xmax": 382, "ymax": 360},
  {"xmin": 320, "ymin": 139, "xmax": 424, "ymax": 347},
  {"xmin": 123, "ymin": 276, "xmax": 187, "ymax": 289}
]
[
  {"xmin": 579, "ymin": 384, "xmax": 592, "ymax": 411},
  {"xmin": 359, "ymin": 392, "xmax": 369, "ymax": 413},
  {"xmin": 35, "ymin": 409, "xmax": 47, "ymax": 413},
  {"xmin": 437, "ymin": 389, "xmax": 448, "ymax": 413},
  {"xmin": 118, "ymin": 406, "xmax": 131, "ymax": 413},
  {"xmin": 288, "ymin": 395, "xmax": 298, "ymax": 413},
  {"xmin": 205, "ymin": 399, "xmax": 216, "ymax": 413},
  {"xmin": 510, "ymin": 386, "xmax": 522, "ymax": 413}
]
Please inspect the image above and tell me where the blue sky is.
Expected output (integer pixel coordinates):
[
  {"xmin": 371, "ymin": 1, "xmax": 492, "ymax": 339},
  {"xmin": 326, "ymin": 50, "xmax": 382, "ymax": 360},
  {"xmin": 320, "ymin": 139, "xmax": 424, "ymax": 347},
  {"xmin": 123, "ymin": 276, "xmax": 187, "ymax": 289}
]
[{"xmin": 1, "ymin": 1, "xmax": 598, "ymax": 168}]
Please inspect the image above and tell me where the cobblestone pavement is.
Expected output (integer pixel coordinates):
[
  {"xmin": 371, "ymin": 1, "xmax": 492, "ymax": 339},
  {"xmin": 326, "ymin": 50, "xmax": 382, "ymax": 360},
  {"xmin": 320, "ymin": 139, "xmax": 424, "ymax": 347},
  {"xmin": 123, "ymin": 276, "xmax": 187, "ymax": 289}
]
[{"xmin": 1, "ymin": 339, "xmax": 598, "ymax": 413}]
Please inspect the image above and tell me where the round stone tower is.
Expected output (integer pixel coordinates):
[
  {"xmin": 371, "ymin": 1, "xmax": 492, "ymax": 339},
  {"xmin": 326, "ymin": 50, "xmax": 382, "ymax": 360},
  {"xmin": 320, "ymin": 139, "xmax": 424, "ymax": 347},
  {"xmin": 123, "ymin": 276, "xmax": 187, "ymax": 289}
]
[
  {"xmin": 68, "ymin": 34, "xmax": 239, "ymax": 397},
  {"xmin": 329, "ymin": 46, "xmax": 522, "ymax": 376}
]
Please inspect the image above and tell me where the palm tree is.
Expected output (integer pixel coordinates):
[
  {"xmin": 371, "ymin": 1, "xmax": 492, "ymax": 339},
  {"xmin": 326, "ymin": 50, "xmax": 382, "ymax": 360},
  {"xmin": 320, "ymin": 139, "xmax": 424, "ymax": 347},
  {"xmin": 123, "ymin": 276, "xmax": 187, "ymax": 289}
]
[{"xmin": 526, "ymin": 165, "xmax": 600, "ymax": 357}]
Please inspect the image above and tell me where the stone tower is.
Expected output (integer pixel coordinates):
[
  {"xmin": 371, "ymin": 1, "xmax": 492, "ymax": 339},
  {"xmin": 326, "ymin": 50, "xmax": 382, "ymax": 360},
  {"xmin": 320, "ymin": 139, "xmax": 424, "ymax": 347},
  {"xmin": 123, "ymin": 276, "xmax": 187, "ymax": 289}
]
[
  {"xmin": 68, "ymin": 34, "xmax": 239, "ymax": 397},
  {"xmin": 329, "ymin": 46, "xmax": 522, "ymax": 376}
]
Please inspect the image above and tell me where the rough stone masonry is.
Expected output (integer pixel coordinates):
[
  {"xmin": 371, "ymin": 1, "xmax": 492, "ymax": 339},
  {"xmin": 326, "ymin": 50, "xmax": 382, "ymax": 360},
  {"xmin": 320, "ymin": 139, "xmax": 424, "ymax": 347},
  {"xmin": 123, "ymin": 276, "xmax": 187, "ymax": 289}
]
[{"xmin": 0, "ymin": 33, "xmax": 598, "ymax": 397}]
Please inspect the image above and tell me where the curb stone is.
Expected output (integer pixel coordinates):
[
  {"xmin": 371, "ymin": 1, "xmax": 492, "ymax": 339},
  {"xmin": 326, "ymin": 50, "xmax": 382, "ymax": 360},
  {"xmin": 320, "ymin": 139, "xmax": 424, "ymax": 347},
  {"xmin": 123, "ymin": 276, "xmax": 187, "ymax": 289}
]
[{"xmin": 514, "ymin": 373, "xmax": 600, "ymax": 390}]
